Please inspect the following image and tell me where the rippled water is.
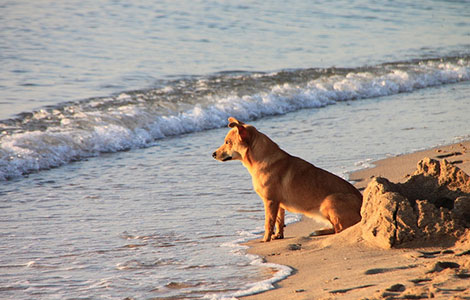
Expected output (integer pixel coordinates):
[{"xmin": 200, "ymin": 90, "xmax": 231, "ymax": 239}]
[
  {"xmin": 1, "ymin": 0, "xmax": 470, "ymax": 299},
  {"xmin": 1, "ymin": 0, "xmax": 469, "ymax": 119}
]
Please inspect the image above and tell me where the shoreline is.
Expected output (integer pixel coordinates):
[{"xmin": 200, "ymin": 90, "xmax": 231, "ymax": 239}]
[{"xmin": 240, "ymin": 140, "xmax": 470, "ymax": 300}]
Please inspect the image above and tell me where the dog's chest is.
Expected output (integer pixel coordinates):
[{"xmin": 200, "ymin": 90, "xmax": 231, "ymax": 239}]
[{"xmin": 250, "ymin": 170, "xmax": 281, "ymax": 199}]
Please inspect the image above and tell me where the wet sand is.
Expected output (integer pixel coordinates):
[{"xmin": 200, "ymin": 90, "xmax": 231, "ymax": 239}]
[{"xmin": 241, "ymin": 141, "xmax": 470, "ymax": 300}]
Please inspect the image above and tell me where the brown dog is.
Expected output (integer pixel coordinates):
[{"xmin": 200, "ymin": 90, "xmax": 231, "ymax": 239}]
[{"xmin": 212, "ymin": 117, "xmax": 362, "ymax": 242}]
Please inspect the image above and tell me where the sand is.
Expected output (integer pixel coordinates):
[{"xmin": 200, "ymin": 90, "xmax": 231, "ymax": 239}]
[{"xmin": 241, "ymin": 141, "xmax": 470, "ymax": 300}]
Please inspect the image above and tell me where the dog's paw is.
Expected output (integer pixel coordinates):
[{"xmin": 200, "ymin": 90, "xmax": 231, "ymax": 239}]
[
  {"xmin": 309, "ymin": 228, "xmax": 335, "ymax": 236},
  {"xmin": 262, "ymin": 235, "xmax": 272, "ymax": 242},
  {"xmin": 272, "ymin": 233, "xmax": 284, "ymax": 240}
]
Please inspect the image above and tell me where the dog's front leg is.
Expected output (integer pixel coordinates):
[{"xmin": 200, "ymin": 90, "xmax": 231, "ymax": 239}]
[
  {"xmin": 262, "ymin": 199, "xmax": 279, "ymax": 242},
  {"xmin": 273, "ymin": 207, "xmax": 285, "ymax": 240}
]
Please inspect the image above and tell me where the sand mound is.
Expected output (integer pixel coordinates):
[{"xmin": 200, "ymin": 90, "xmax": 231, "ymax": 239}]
[{"xmin": 360, "ymin": 157, "xmax": 470, "ymax": 248}]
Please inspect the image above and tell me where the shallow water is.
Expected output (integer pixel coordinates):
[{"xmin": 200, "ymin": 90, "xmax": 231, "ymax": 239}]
[{"xmin": 1, "ymin": 0, "xmax": 470, "ymax": 299}]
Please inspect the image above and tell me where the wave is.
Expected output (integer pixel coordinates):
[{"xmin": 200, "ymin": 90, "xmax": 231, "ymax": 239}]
[{"xmin": 1, "ymin": 56, "xmax": 469, "ymax": 180}]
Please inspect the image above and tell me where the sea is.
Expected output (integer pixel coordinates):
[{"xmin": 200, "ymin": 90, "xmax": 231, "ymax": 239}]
[{"xmin": 1, "ymin": 1, "xmax": 469, "ymax": 299}]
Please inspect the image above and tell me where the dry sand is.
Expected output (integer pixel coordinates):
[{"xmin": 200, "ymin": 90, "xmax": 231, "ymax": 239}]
[{"xmin": 241, "ymin": 141, "xmax": 470, "ymax": 300}]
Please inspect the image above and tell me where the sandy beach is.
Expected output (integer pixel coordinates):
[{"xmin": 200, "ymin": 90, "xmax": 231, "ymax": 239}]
[{"xmin": 242, "ymin": 141, "xmax": 470, "ymax": 300}]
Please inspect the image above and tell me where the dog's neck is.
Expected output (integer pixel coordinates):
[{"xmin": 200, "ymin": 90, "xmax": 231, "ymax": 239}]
[{"xmin": 241, "ymin": 132, "xmax": 288, "ymax": 172}]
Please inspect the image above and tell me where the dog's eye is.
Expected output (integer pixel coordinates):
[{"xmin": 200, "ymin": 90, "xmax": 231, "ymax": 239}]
[{"xmin": 225, "ymin": 140, "xmax": 231, "ymax": 145}]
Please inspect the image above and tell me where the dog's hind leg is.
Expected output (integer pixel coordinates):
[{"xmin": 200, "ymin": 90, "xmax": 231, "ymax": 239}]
[
  {"xmin": 272, "ymin": 207, "xmax": 285, "ymax": 240},
  {"xmin": 319, "ymin": 193, "xmax": 362, "ymax": 234}
]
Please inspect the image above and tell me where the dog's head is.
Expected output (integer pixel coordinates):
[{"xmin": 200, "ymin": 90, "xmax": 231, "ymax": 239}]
[{"xmin": 212, "ymin": 117, "xmax": 252, "ymax": 162}]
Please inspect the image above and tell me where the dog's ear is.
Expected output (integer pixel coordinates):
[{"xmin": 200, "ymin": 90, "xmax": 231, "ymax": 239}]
[
  {"xmin": 228, "ymin": 117, "xmax": 249, "ymax": 141},
  {"xmin": 236, "ymin": 125, "xmax": 250, "ymax": 141},
  {"xmin": 228, "ymin": 117, "xmax": 245, "ymax": 128}
]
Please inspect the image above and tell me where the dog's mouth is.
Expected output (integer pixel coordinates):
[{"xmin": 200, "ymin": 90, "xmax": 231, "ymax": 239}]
[{"xmin": 222, "ymin": 156, "xmax": 232, "ymax": 162}]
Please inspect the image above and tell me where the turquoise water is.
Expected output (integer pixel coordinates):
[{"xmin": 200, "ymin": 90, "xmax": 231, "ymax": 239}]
[{"xmin": 1, "ymin": 1, "xmax": 470, "ymax": 299}]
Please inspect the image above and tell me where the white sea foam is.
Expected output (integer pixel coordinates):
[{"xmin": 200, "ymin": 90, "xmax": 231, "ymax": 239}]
[
  {"xmin": 0, "ymin": 58, "xmax": 469, "ymax": 180},
  {"xmin": 210, "ymin": 213, "xmax": 301, "ymax": 300},
  {"xmin": 222, "ymin": 260, "xmax": 292, "ymax": 300},
  {"xmin": 210, "ymin": 243, "xmax": 292, "ymax": 300}
]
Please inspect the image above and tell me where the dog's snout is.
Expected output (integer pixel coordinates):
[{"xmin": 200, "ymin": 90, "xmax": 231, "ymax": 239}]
[{"xmin": 212, "ymin": 151, "xmax": 217, "ymax": 158}]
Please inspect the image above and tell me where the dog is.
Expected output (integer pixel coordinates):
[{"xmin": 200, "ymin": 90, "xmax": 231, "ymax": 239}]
[{"xmin": 212, "ymin": 117, "xmax": 363, "ymax": 242}]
